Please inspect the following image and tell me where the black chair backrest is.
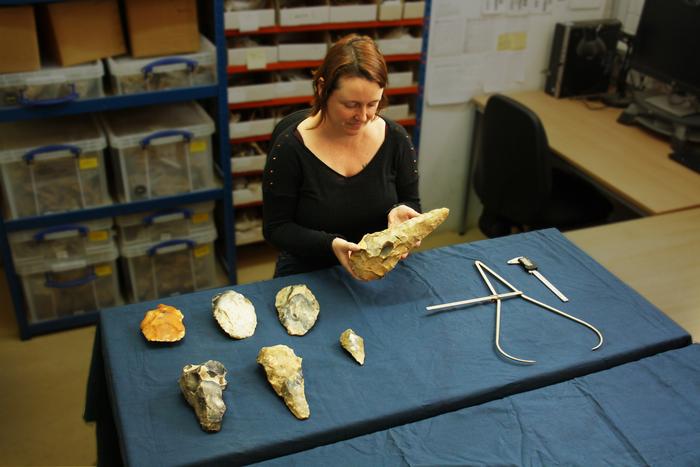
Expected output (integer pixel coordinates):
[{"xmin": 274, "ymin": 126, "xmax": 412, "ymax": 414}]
[{"xmin": 473, "ymin": 94, "xmax": 553, "ymax": 224}]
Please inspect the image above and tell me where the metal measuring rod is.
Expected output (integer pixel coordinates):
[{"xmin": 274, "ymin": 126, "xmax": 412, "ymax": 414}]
[
  {"xmin": 507, "ymin": 256, "xmax": 569, "ymax": 302},
  {"xmin": 426, "ymin": 260, "xmax": 603, "ymax": 364}
]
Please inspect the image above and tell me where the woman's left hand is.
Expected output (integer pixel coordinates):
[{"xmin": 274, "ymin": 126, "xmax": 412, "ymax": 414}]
[{"xmin": 387, "ymin": 205, "xmax": 422, "ymax": 258}]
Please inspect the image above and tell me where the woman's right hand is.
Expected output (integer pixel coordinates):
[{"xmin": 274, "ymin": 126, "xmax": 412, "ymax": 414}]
[{"xmin": 332, "ymin": 237, "xmax": 364, "ymax": 280}]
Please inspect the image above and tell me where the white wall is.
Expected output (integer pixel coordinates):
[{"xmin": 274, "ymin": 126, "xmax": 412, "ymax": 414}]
[{"xmin": 418, "ymin": 0, "xmax": 615, "ymax": 232}]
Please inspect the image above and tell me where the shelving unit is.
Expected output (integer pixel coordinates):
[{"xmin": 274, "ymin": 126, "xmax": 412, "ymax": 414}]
[
  {"xmin": 0, "ymin": 0, "xmax": 235, "ymax": 339},
  {"xmin": 226, "ymin": 5, "xmax": 430, "ymax": 247}
]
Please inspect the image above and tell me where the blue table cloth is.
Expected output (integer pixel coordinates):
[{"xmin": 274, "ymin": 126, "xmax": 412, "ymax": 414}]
[
  {"xmin": 85, "ymin": 229, "xmax": 690, "ymax": 466},
  {"xmin": 256, "ymin": 344, "xmax": 700, "ymax": 467}
]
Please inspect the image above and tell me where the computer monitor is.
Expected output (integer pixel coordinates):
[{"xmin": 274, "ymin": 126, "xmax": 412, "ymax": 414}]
[{"xmin": 629, "ymin": 0, "xmax": 700, "ymax": 98}]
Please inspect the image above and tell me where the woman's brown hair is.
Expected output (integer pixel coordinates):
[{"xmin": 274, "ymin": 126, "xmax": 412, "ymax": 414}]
[{"xmin": 310, "ymin": 34, "xmax": 389, "ymax": 124}]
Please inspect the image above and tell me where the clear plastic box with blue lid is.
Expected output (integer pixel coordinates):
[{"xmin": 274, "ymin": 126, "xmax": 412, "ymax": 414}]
[
  {"xmin": 105, "ymin": 35, "xmax": 217, "ymax": 95},
  {"xmin": 100, "ymin": 101, "xmax": 217, "ymax": 202},
  {"xmin": 119, "ymin": 224, "xmax": 219, "ymax": 302},
  {"xmin": 0, "ymin": 113, "xmax": 111, "ymax": 219},
  {"xmin": 15, "ymin": 240, "xmax": 122, "ymax": 324},
  {"xmin": 0, "ymin": 60, "xmax": 104, "ymax": 108}
]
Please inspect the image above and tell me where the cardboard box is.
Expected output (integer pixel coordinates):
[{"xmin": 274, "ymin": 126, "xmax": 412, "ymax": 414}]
[
  {"xmin": 124, "ymin": 0, "xmax": 199, "ymax": 58},
  {"xmin": 38, "ymin": 0, "xmax": 126, "ymax": 67},
  {"xmin": 0, "ymin": 6, "xmax": 40, "ymax": 73}
]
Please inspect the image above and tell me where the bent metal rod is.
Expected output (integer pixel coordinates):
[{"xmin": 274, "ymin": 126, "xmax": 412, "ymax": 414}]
[{"xmin": 426, "ymin": 260, "xmax": 604, "ymax": 364}]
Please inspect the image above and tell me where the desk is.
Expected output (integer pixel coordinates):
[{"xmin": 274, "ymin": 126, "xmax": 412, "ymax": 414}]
[
  {"xmin": 468, "ymin": 91, "xmax": 700, "ymax": 219},
  {"xmin": 85, "ymin": 230, "xmax": 689, "ymax": 466},
  {"xmin": 566, "ymin": 207, "xmax": 700, "ymax": 342}
]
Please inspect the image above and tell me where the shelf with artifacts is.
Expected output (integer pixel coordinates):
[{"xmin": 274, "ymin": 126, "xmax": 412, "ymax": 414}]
[
  {"xmin": 0, "ymin": 0, "xmax": 236, "ymax": 339},
  {"xmin": 225, "ymin": 0, "xmax": 429, "ymax": 247}
]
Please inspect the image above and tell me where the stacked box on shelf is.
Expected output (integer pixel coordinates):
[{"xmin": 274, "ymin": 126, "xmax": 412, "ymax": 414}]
[
  {"xmin": 0, "ymin": 60, "xmax": 104, "ymax": 108},
  {"xmin": 403, "ymin": 0, "xmax": 425, "ymax": 19},
  {"xmin": 106, "ymin": 36, "xmax": 217, "ymax": 95},
  {"xmin": 0, "ymin": 114, "xmax": 112, "ymax": 219},
  {"xmin": 329, "ymin": 0, "xmax": 377, "ymax": 23},
  {"xmin": 8, "ymin": 217, "xmax": 114, "ymax": 267},
  {"xmin": 233, "ymin": 175, "xmax": 263, "ymax": 206},
  {"xmin": 376, "ymin": 27, "xmax": 423, "ymax": 55},
  {"xmin": 119, "ymin": 222, "xmax": 218, "ymax": 302},
  {"xmin": 230, "ymin": 111, "xmax": 276, "ymax": 139},
  {"xmin": 278, "ymin": 0, "xmax": 330, "ymax": 26},
  {"xmin": 115, "ymin": 201, "xmax": 215, "ymax": 246},
  {"xmin": 231, "ymin": 140, "xmax": 267, "ymax": 173},
  {"xmin": 14, "ymin": 238, "xmax": 121, "ymax": 324},
  {"xmin": 235, "ymin": 206, "xmax": 263, "ymax": 245},
  {"xmin": 228, "ymin": 35, "xmax": 278, "ymax": 67},
  {"xmin": 379, "ymin": 0, "xmax": 403, "ymax": 20},
  {"xmin": 100, "ymin": 101, "xmax": 217, "ymax": 202},
  {"xmin": 228, "ymin": 72, "xmax": 276, "ymax": 103},
  {"xmin": 224, "ymin": 0, "xmax": 275, "ymax": 31},
  {"xmin": 277, "ymin": 32, "xmax": 328, "ymax": 61}
]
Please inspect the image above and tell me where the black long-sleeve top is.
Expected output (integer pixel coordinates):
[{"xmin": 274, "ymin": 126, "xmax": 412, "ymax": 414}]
[{"xmin": 262, "ymin": 109, "xmax": 421, "ymax": 272}]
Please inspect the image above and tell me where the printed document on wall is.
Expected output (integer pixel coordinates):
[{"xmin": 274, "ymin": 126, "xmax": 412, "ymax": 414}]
[{"xmin": 426, "ymin": 54, "xmax": 482, "ymax": 105}]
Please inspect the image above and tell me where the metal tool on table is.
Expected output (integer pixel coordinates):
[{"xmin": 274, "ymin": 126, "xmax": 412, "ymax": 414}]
[
  {"xmin": 426, "ymin": 260, "xmax": 603, "ymax": 364},
  {"xmin": 507, "ymin": 256, "xmax": 569, "ymax": 302}
]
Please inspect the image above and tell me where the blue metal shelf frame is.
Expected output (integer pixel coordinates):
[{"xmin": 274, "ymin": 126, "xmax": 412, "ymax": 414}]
[
  {"xmin": 0, "ymin": 0, "xmax": 236, "ymax": 339},
  {"xmin": 413, "ymin": 0, "xmax": 431, "ymax": 152}
]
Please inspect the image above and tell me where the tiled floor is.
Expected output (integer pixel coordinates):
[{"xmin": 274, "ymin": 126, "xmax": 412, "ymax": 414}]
[{"xmin": 0, "ymin": 228, "xmax": 483, "ymax": 466}]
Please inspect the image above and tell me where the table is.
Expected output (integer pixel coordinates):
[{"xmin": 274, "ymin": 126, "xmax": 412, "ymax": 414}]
[
  {"xmin": 253, "ymin": 344, "xmax": 700, "ymax": 466},
  {"xmin": 463, "ymin": 91, "xmax": 700, "ymax": 231},
  {"xmin": 567, "ymin": 207, "xmax": 700, "ymax": 341},
  {"xmin": 85, "ymin": 229, "xmax": 690, "ymax": 466}
]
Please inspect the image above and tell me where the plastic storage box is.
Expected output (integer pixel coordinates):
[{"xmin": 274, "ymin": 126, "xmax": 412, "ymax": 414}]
[
  {"xmin": 106, "ymin": 35, "xmax": 217, "ymax": 95},
  {"xmin": 8, "ymin": 217, "xmax": 114, "ymax": 269},
  {"xmin": 100, "ymin": 101, "xmax": 217, "ymax": 202},
  {"xmin": 115, "ymin": 201, "xmax": 215, "ymax": 248},
  {"xmin": 119, "ymin": 224, "xmax": 218, "ymax": 302},
  {"xmin": 16, "ymin": 241, "xmax": 121, "ymax": 324},
  {"xmin": 0, "ymin": 114, "xmax": 111, "ymax": 219},
  {"xmin": 0, "ymin": 60, "xmax": 104, "ymax": 108}
]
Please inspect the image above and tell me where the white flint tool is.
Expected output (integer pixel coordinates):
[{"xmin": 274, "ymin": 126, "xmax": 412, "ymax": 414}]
[{"xmin": 507, "ymin": 256, "xmax": 569, "ymax": 302}]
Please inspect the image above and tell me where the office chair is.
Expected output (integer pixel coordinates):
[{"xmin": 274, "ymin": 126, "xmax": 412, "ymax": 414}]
[{"xmin": 473, "ymin": 94, "xmax": 612, "ymax": 238}]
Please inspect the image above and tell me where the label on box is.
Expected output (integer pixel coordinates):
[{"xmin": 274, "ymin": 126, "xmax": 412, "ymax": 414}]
[
  {"xmin": 79, "ymin": 157, "xmax": 99, "ymax": 170},
  {"xmin": 194, "ymin": 244, "xmax": 210, "ymax": 258},
  {"xmin": 190, "ymin": 140, "xmax": 207, "ymax": 153},
  {"xmin": 88, "ymin": 230, "xmax": 109, "ymax": 242},
  {"xmin": 94, "ymin": 264, "xmax": 113, "ymax": 277},
  {"xmin": 192, "ymin": 213, "xmax": 209, "ymax": 224},
  {"xmin": 246, "ymin": 49, "xmax": 268, "ymax": 70}
]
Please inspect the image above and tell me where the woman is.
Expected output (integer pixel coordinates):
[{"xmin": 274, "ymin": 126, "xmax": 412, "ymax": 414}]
[{"xmin": 262, "ymin": 33, "xmax": 421, "ymax": 279}]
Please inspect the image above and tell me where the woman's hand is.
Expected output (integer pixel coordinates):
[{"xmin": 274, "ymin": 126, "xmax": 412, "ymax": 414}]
[
  {"xmin": 332, "ymin": 237, "xmax": 364, "ymax": 280},
  {"xmin": 387, "ymin": 205, "xmax": 422, "ymax": 258},
  {"xmin": 388, "ymin": 204, "xmax": 420, "ymax": 228}
]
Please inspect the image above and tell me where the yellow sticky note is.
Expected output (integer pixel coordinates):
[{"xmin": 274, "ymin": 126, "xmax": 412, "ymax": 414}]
[
  {"xmin": 194, "ymin": 245, "xmax": 211, "ymax": 258},
  {"xmin": 192, "ymin": 213, "xmax": 209, "ymax": 224},
  {"xmin": 510, "ymin": 32, "xmax": 527, "ymax": 51},
  {"xmin": 190, "ymin": 140, "xmax": 207, "ymax": 153},
  {"xmin": 246, "ymin": 49, "xmax": 267, "ymax": 70},
  {"xmin": 497, "ymin": 33, "xmax": 511, "ymax": 51},
  {"xmin": 94, "ymin": 265, "xmax": 112, "ymax": 277},
  {"xmin": 88, "ymin": 230, "xmax": 109, "ymax": 242},
  {"xmin": 79, "ymin": 157, "xmax": 98, "ymax": 170}
]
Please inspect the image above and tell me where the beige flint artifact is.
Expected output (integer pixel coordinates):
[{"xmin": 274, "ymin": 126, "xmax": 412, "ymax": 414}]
[
  {"xmin": 349, "ymin": 207, "xmax": 450, "ymax": 280},
  {"xmin": 257, "ymin": 345, "xmax": 310, "ymax": 419}
]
